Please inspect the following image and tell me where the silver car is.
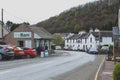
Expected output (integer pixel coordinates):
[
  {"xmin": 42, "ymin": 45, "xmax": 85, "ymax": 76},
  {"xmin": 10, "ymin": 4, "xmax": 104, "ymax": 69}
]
[{"xmin": 0, "ymin": 45, "xmax": 14, "ymax": 60}]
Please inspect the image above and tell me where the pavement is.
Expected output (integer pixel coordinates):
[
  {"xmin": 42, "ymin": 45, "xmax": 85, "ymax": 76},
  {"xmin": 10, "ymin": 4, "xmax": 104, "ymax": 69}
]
[{"xmin": 101, "ymin": 61, "xmax": 114, "ymax": 80}]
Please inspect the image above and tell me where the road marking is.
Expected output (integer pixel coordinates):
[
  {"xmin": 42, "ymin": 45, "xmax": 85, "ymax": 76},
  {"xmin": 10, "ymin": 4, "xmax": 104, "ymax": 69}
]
[
  {"xmin": 94, "ymin": 57, "xmax": 106, "ymax": 80},
  {"xmin": 0, "ymin": 70, "xmax": 12, "ymax": 75}
]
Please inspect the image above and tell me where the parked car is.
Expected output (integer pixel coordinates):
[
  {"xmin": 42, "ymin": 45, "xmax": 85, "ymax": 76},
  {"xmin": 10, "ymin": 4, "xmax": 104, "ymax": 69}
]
[
  {"xmin": 0, "ymin": 45, "xmax": 14, "ymax": 60},
  {"xmin": 13, "ymin": 47, "xmax": 24, "ymax": 59},
  {"xmin": 88, "ymin": 47, "xmax": 98, "ymax": 54},
  {"xmin": 22, "ymin": 47, "xmax": 37, "ymax": 58},
  {"xmin": 55, "ymin": 46, "xmax": 61, "ymax": 50},
  {"xmin": 63, "ymin": 46, "xmax": 69, "ymax": 50}
]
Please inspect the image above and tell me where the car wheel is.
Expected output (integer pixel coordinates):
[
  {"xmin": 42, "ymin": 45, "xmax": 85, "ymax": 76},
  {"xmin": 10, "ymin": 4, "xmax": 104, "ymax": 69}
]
[
  {"xmin": 26, "ymin": 54, "xmax": 31, "ymax": 58},
  {"xmin": 0, "ymin": 54, "xmax": 3, "ymax": 60}
]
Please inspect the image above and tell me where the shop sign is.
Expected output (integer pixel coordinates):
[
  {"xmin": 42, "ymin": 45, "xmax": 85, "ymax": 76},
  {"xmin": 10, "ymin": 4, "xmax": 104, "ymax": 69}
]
[{"xmin": 14, "ymin": 32, "xmax": 32, "ymax": 38}]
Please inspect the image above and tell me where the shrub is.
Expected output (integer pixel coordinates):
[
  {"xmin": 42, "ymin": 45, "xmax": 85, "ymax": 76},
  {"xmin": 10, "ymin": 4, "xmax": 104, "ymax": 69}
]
[
  {"xmin": 113, "ymin": 63, "xmax": 120, "ymax": 80},
  {"xmin": 51, "ymin": 45, "xmax": 55, "ymax": 50},
  {"xmin": 99, "ymin": 50, "xmax": 106, "ymax": 54}
]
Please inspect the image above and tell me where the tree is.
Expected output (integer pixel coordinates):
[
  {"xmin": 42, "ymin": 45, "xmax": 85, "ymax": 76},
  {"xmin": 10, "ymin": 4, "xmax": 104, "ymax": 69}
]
[
  {"xmin": 113, "ymin": 63, "xmax": 120, "ymax": 80},
  {"xmin": 52, "ymin": 34, "xmax": 64, "ymax": 46},
  {"xmin": 36, "ymin": 0, "xmax": 118, "ymax": 33},
  {"xmin": 74, "ymin": 24, "xmax": 80, "ymax": 33},
  {"xmin": 6, "ymin": 21, "xmax": 30, "ymax": 31},
  {"xmin": 10, "ymin": 23, "xmax": 20, "ymax": 31}
]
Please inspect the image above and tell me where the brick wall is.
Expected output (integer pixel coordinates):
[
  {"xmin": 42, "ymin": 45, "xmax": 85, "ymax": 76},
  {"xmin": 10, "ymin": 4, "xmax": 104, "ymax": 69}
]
[{"xmin": 5, "ymin": 24, "xmax": 35, "ymax": 48}]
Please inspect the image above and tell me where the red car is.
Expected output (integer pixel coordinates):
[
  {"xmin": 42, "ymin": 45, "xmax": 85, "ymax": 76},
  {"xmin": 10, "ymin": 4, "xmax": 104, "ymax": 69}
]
[
  {"xmin": 13, "ymin": 47, "xmax": 24, "ymax": 59},
  {"xmin": 22, "ymin": 47, "xmax": 37, "ymax": 58}
]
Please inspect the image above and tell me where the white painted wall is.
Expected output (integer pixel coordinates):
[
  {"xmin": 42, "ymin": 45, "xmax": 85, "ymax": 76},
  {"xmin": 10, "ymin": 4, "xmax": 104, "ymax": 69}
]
[
  {"xmin": 64, "ymin": 33, "xmax": 113, "ymax": 51},
  {"xmin": 100, "ymin": 37, "xmax": 113, "ymax": 46},
  {"xmin": 0, "ymin": 25, "xmax": 9, "ymax": 38},
  {"xmin": 87, "ymin": 34, "xmax": 97, "ymax": 49}
]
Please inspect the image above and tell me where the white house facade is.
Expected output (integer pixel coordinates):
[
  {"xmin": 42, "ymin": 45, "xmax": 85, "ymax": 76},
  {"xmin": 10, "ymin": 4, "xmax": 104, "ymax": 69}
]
[
  {"xmin": 0, "ymin": 23, "xmax": 9, "ymax": 40},
  {"xmin": 86, "ymin": 33, "xmax": 97, "ymax": 49},
  {"xmin": 64, "ymin": 30, "xmax": 113, "ymax": 51},
  {"xmin": 99, "ymin": 31, "xmax": 113, "ymax": 46}
]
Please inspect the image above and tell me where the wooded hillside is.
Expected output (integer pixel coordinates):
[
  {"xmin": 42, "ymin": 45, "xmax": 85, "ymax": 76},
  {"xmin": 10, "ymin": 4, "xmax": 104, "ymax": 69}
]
[{"xmin": 36, "ymin": 0, "xmax": 119, "ymax": 33}]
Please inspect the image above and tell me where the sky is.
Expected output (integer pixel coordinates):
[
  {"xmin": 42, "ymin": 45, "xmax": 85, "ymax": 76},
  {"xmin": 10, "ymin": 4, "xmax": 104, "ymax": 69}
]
[{"xmin": 0, "ymin": 0, "xmax": 96, "ymax": 25}]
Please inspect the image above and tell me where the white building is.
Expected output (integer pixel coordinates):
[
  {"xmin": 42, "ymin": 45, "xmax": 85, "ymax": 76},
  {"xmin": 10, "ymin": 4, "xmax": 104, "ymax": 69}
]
[
  {"xmin": 0, "ymin": 22, "xmax": 9, "ymax": 41},
  {"xmin": 99, "ymin": 31, "xmax": 113, "ymax": 46},
  {"xmin": 65, "ymin": 30, "xmax": 113, "ymax": 51}
]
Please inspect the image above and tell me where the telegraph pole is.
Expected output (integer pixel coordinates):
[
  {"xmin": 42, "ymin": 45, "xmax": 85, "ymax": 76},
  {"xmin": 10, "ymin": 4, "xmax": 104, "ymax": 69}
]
[{"xmin": 1, "ymin": 8, "xmax": 3, "ymax": 40}]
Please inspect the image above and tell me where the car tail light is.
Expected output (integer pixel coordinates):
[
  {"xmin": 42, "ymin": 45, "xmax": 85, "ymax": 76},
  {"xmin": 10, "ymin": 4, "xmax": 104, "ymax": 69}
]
[{"xmin": 5, "ymin": 47, "xmax": 9, "ymax": 52}]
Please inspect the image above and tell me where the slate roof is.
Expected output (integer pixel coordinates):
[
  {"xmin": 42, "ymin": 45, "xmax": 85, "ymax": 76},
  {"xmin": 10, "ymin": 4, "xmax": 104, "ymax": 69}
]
[
  {"xmin": 65, "ymin": 29, "xmax": 113, "ymax": 41},
  {"xmin": 79, "ymin": 33, "xmax": 88, "ymax": 39},
  {"xmin": 99, "ymin": 31, "xmax": 113, "ymax": 42},
  {"xmin": 92, "ymin": 32, "xmax": 99, "ymax": 38},
  {"xmin": 100, "ymin": 31, "xmax": 113, "ymax": 37},
  {"xmin": 30, "ymin": 25, "xmax": 54, "ymax": 39},
  {"xmin": 58, "ymin": 33, "xmax": 70, "ymax": 37},
  {"xmin": 67, "ymin": 33, "xmax": 88, "ymax": 40},
  {"xmin": 67, "ymin": 34, "xmax": 78, "ymax": 40}
]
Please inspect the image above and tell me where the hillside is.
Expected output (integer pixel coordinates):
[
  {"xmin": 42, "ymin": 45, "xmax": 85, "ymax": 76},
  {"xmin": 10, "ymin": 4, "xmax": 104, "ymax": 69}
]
[{"xmin": 36, "ymin": 0, "xmax": 119, "ymax": 33}]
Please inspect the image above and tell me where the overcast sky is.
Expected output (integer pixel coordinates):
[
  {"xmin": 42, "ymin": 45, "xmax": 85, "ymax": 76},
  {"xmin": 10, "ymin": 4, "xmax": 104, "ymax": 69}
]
[{"xmin": 0, "ymin": 0, "xmax": 96, "ymax": 25}]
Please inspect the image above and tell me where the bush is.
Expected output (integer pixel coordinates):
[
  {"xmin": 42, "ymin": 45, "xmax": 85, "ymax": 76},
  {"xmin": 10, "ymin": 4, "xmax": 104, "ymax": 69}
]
[
  {"xmin": 51, "ymin": 45, "xmax": 55, "ymax": 50},
  {"xmin": 113, "ymin": 63, "xmax": 120, "ymax": 80},
  {"xmin": 99, "ymin": 50, "xmax": 106, "ymax": 54}
]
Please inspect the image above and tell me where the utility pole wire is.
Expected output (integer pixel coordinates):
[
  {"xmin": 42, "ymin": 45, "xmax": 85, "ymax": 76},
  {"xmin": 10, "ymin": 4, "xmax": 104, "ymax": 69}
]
[{"xmin": 3, "ymin": 9, "xmax": 28, "ymax": 23}]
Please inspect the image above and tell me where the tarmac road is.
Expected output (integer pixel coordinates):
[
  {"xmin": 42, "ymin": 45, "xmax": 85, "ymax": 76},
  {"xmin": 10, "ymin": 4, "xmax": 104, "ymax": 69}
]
[{"xmin": 0, "ymin": 50, "xmax": 105, "ymax": 80}]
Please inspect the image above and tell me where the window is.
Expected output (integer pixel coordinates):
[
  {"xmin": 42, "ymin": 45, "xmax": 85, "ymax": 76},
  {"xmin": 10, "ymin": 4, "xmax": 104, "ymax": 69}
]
[
  {"xmin": 77, "ymin": 40, "xmax": 80, "ymax": 43},
  {"xmin": 23, "ymin": 47, "xmax": 29, "ymax": 50},
  {"xmin": 90, "ymin": 37, "xmax": 92, "ymax": 42},
  {"xmin": 86, "ymin": 45, "xmax": 87, "ymax": 49},
  {"xmin": 18, "ymin": 41, "xmax": 24, "ymax": 47},
  {"xmin": 90, "ymin": 45, "xmax": 92, "ymax": 47},
  {"xmin": 85, "ymin": 39, "xmax": 87, "ymax": 43}
]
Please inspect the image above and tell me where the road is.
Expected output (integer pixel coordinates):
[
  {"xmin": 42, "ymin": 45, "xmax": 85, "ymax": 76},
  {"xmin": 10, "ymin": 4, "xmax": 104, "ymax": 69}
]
[{"xmin": 0, "ymin": 50, "xmax": 105, "ymax": 80}]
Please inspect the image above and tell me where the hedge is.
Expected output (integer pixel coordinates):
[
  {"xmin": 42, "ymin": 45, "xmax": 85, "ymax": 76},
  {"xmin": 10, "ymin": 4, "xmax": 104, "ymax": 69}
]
[{"xmin": 113, "ymin": 62, "xmax": 120, "ymax": 80}]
